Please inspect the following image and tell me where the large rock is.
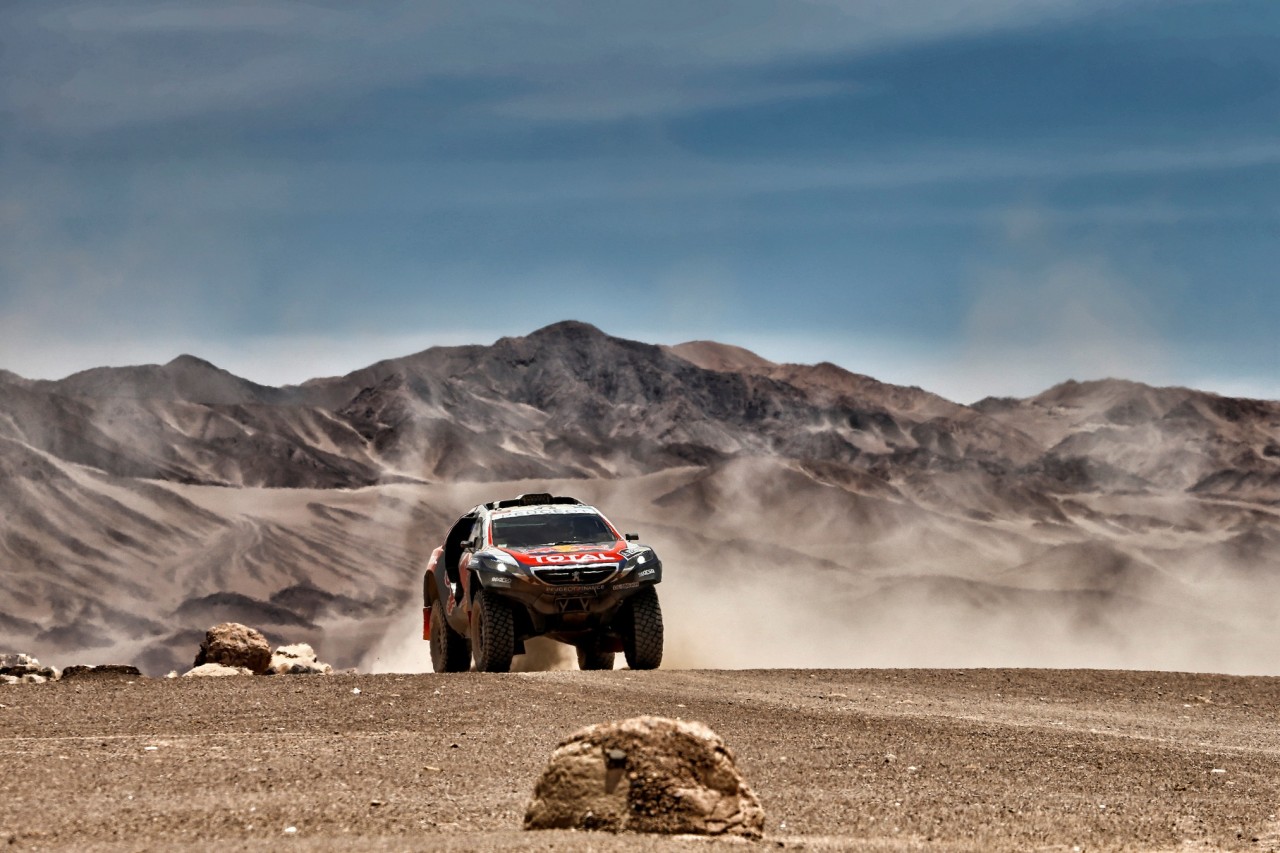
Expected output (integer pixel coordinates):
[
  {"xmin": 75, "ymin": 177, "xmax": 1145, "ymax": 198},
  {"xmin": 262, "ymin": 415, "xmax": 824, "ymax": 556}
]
[
  {"xmin": 193, "ymin": 623, "xmax": 272, "ymax": 674},
  {"xmin": 268, "ymin": 643, "xmax": 332, "ymax": 675},
  {"xmin": 524, "ymin": 716, "xmax": 764, "ymax": 838}
]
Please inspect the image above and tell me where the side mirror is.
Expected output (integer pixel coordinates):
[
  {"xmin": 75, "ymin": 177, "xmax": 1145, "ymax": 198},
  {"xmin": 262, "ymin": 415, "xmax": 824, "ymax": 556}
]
[{"xmin": 625, "ymin": 533, "xmax": 639, "ymax": 542}]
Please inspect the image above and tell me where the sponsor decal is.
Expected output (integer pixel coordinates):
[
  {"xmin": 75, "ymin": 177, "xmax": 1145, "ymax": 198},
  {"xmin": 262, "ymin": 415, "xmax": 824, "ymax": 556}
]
[
  {"xmin": 524, "ymin": 551, "xmax": 618, "ymax": 565},
  {"xmin": 487, "ymin": 575, "xmax": 512, "ymax": 586},
  {"xmin": 620, "ymin": 547, "xmax": 646, "ymax": 559},
  {"xmin": 612, "ymin": 582, "xmax": 640, "ymax": 590},
  {"xmin": 519, "ymin": 543, "xmax": 599, "ymax": 555},
  {"xmin": 638, "ymin": 568, "xmax": 656, "ymax": 577}
]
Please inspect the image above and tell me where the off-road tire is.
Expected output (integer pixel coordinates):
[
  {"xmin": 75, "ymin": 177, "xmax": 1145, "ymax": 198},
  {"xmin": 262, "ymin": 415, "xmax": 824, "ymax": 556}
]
[
  {"xmin": 430, "ymin": 600, "xmax": 471, "ymax": 673},
  {"xmin": 576, "ymin": 637, "xmax": 615, "ymax": 671},
  {"xmin": 622, "ymin": 586, "xmax": 663, "ymax": 670},
  {"xmin": 472, "ymin": 589, "xmax": 516, "ymax": 673}
]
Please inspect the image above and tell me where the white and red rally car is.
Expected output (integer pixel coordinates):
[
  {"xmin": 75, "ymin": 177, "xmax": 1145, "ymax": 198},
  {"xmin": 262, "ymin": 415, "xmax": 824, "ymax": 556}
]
[{"xmin": 422, "ymin": 493, "xmax": 663, "ymax": 672}]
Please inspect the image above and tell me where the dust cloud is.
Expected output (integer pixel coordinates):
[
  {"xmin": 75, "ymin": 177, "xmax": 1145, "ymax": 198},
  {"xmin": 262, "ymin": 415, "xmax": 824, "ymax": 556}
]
[
  {"xmin": 661, "ymin": 558, "xmax": 1280, "ymax": 675},
  {"xmin": 360, "ymin": 602, "xmax": 577, "ymax": 674},
  {"xmin": 947, "ymin": 212, "xmax": 1177, "ymax": 401},
  {"xmin": 353, "ymin": 454, "xmax": 1280, "ymax": 677},
  {"xmin": 356, "ymin": 526, "xmax": 1280, "ymax": 678},
  {"xmin": 650, "ymin": 494, "xmax": 1280, "ymax": 675}
]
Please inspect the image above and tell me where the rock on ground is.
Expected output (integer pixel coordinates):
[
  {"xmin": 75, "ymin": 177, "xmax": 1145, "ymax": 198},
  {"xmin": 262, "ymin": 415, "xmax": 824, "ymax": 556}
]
[
  {"xmin": 3, "ymin": 673, "xmax": 46, "ymax": 684},
  {"xmin": 0, "ymin": 653, "xmax": 60, "ymax": 683},
  {"xmin": 184, "ymin": 663, "xmax": 253, "ymax": 677},
  {"xmin": 524, "ymin": 715, "xmax": 764, "ymax": 838},
  {"xmin": 61, "ymin": 665, "xmax": 142, "ymax": 681},
  {"xmin": 193, "ymin": 623, "xmax": 272, "ymax": 674},
  {"xmin": 269, "ymin": 643, "xmax": 332, "ymax": 675}
]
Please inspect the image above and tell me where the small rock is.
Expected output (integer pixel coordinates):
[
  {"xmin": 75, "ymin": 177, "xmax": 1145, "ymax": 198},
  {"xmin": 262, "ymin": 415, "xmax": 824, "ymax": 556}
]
[
  {"xmin": 268, "ymin": 643, "xmax": 333, "ymax": 676},
  {"xmin": 193, "ymin": 623, "xmax": 272, "ymax": 674},
  {"xmin": 0, "ymin": 652, "xmax": 60, "ymax": 682},
  {"xmin": 183, "ymin": 663, "xmax": 253, "ymax": 678},
  {"xmin": 61, "ymin": 665, "xmax": 142, "ymax": 681},
  {"xmin": 525, "ymin": 715, "xmax": 764, "ymax": 838}
]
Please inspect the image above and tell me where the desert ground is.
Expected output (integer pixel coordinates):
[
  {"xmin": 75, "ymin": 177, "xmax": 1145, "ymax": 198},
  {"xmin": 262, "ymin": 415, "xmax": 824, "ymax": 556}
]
[{"xmin": 5, "ymin": 667, "xmax": 1280, "ymax": 852}]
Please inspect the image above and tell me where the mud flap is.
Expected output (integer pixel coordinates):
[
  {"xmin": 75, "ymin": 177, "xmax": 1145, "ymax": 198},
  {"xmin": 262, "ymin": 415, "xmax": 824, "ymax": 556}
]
[{"xmin": 422, "ymin": 606, "xmax": 431, "ymax": 641}]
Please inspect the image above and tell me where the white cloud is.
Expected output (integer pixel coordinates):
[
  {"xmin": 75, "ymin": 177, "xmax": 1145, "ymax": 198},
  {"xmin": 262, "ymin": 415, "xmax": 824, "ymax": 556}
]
[
  {"xmin": 490, "ymin": 78, "xmax": 861, "ymax": 122},
  {"xmin": 4, "ymin": 0, "xmax": 1139, "ymax": 132},
  {"xmin": 66, "ymin": 139, "xmax": 1270, "ymax": 220}
]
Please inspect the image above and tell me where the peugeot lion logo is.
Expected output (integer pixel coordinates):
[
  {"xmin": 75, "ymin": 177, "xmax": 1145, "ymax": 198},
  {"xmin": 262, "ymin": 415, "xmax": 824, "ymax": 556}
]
[{"xmin": 571, "ymin": 570, "xmax": 581, "ymax": 582}]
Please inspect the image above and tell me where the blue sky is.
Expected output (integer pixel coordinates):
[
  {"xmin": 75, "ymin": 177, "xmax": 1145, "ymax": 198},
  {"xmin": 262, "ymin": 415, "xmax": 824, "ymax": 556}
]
[{"xmin": 1, "ymin": 0, "xmax": 1276, "ymax": 402}]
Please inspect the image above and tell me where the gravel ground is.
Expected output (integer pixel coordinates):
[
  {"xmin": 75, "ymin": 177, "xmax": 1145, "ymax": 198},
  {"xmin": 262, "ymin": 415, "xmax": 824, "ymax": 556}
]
[{"xmin": 4, "ymin": 668, "xmax": 1280, "ymax": 851}]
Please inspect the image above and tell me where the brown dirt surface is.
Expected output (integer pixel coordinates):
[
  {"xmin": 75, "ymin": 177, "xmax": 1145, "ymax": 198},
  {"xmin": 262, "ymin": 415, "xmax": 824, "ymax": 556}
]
[{"xmin": 4, "ymin": 668, "xmax": 1280, "ymax": 851}]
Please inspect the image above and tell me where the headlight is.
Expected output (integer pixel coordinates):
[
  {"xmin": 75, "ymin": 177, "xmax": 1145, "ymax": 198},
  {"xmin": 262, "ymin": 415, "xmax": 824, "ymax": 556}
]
[
  {"xmin": 622, "ymin": 548, "xmax": 654, "ymax": 572},
  {"xmin": 480, "ymin": 551, "xmax": 520, "ymax": 572}
]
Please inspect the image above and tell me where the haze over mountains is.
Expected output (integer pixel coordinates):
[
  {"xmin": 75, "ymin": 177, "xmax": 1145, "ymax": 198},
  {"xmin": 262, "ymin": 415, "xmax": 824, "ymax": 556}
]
[{"xmin": 2, "ymin": 321, "xmax": 1278, "ymax": 675}]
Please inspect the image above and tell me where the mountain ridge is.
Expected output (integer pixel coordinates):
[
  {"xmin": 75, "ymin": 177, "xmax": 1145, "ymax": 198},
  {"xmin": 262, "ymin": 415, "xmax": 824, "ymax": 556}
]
[{"xmin": 2, "ymin": 321, "xmax": 1278, "ymax": 674}]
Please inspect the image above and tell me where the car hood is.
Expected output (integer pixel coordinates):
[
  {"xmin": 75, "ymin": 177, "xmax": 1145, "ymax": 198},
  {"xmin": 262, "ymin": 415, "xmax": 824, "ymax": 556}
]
[{"xmin": 498, "ymin": 541, "xmax": 626, "ymax": 567}]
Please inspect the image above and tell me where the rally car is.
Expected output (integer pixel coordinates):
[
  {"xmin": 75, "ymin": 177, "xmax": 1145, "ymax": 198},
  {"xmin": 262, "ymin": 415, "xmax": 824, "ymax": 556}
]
[{"xmin": 422, "ymin": 493, "xmax": 663, "ymax": 673}]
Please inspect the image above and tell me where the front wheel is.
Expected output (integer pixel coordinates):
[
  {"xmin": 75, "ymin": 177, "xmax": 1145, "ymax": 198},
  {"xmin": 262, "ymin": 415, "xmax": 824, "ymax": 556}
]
[
  {"xmin": 430, "ymin": 600, "xmax": 471, "ymax": 673},
  {"xmin": 472, "ymin": 589, "xmax": 516, "ymax": 673},
  {"xmin": 622, "ymin": 586, "xmax": 663, "ymax": 670}
]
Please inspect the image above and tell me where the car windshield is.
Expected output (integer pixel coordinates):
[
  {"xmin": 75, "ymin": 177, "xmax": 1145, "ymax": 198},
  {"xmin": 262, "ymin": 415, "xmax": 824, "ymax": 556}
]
[{"xmin": 491, "ymin": 513, "xmax": 616, "ymax": 549}]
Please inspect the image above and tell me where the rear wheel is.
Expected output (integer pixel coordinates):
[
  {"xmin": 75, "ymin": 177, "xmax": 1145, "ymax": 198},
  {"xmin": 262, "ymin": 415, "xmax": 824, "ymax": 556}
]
[
  {"xmin": 576, "ymin": 637, "xmax": 616, "ymax": 671},
  {"xmin": 430, "ymin": 600, "xmax": 471, "ymax": 673},
  {"xmin": 472, "ymin": 589, "xmax": 516, "ymax": 673},
  {"xmin": 622, "ymin": 587, "xmax": 663, "ymax": 670}
]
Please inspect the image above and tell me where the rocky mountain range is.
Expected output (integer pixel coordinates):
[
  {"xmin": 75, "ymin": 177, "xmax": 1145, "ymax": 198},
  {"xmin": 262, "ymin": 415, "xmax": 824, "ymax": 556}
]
[{"xmin": 2, "ymin": 321, "xmax": 1278, "ymax": 675}]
